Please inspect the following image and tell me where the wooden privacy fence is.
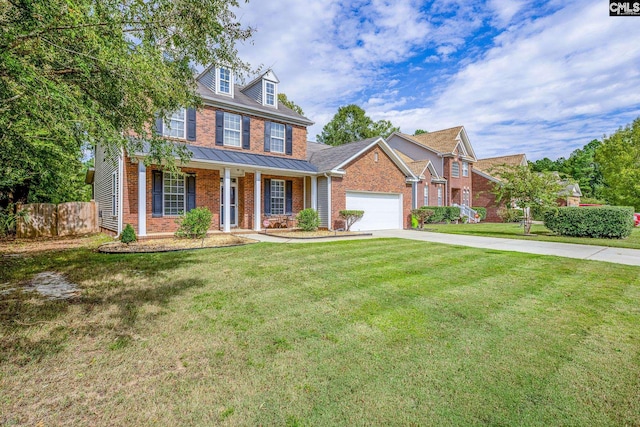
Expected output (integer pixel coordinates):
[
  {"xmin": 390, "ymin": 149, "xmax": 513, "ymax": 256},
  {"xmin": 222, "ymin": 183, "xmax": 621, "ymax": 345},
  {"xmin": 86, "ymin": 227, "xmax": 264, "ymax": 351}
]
[{"xmin": 16, "ymin": 201, "xmax": 99, "ymax": 238}]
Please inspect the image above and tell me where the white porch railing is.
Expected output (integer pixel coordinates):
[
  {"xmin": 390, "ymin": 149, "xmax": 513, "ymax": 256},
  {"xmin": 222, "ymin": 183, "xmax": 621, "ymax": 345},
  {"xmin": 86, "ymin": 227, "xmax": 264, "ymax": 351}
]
[{"xmin": 453, "ymin": 203, "xmax": 480, "ymax": 223}]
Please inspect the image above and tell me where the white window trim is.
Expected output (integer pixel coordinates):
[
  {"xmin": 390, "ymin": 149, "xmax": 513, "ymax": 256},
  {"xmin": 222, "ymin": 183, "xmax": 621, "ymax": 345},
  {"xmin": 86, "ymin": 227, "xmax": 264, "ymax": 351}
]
[
  {"xmin": 462, "ymin": 161, "xmax": 469, "ymax": 177},
  {"xmin": 270, "ymin": 122, "xmax": 285, "ymax": 153},
  {"xmin": 263, "ymin": 79, "xmax": 277, "ymax": 107},
  {"xmin": 423, "ymin": 186, "xmax": 428, "ymax": 207},
  {"xmin": 163, "ymin": 108, "xmax": 187, "ymax": 140},
  {"xmin": 437, "ymin": 187, "xmax": 443, "ymax": 207},
  {"xmin": 216, "ymin": 68, "xmax": 234, "ymax": 97},
  {"xmin": 162, "ymin": 172, "xmax": 186, "ymax": 217},
  {"xmin": 223, "ymin": 112, "xmax": 242, "ymax": 147},
  {"xmin": 271, "ymin": 179, "xmax": 285, "ymax": 215},
  {"xmin": 452, "ymin": 161, "xmax": 460, "ymax": 178}
]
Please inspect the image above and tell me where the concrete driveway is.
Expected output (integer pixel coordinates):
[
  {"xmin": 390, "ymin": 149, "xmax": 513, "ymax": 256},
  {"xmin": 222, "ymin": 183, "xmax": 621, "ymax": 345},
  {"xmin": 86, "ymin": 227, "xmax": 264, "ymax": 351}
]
[
  {"xmin": 372, "ymin": 229, "xmax": 640, "ymax": 267},
  {"xmin": 246, "ymin": 229, "xmax": 640, "ymax": 266}
]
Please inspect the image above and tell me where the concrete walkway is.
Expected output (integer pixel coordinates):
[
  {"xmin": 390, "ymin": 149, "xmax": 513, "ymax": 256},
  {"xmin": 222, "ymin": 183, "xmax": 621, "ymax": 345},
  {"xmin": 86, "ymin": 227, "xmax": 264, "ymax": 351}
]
[{"xmin": 245, "ymin": 230, "xmax": 640, "ymax": 267}]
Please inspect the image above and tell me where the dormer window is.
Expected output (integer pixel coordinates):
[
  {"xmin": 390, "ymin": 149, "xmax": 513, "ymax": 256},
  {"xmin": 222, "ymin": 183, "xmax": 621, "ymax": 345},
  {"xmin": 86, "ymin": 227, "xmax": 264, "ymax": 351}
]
[
  {"xmin": 264, "ymin": 81, "xmax": 276, "ymax": 107},
  {"xmin": 218, "ymin": 68, "xmax": 231, "ymax": 94}
]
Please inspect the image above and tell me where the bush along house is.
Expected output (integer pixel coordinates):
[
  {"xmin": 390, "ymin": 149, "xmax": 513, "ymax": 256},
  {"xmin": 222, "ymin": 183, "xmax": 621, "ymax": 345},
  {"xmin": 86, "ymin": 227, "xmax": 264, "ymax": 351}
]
[{"xmin": 90, "ymin": 66, "xmax": 418, "ymax": 236}]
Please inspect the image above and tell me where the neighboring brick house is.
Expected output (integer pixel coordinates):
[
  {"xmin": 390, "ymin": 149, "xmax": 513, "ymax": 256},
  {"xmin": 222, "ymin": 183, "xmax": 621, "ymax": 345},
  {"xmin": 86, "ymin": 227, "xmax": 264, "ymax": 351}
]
[
  {"xmin": 387, "ymin": 126, "xmax": 477, "ymax": 211},
  {"xmin": 91, "ymin": 66, "xmax": 418, "ymax": 236},
  {"xmin": 92, "ymin": 67, "xmax": 318, "ymax": 236},
  {"xmin": 307, "ymin": 137, "xmax": 417, "ymax": 231},
  {"xmin": 472, "ymin": 154, "xmax": 528, "ymax": 222}
]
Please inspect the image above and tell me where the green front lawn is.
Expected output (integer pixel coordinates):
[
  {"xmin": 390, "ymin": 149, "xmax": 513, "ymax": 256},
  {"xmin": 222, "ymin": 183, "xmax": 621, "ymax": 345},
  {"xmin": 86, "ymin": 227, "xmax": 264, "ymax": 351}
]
[
  {"xmin": 1, "ymin": 238, "xmax": 639, "ymax": 425},
  {"xmin": 426, "ymin": 222, "xmax": 640, "ymax": 249}
]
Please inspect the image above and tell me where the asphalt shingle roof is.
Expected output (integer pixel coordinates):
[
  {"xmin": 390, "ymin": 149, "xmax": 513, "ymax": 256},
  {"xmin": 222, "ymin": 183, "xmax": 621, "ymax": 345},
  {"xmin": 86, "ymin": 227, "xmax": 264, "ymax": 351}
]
[
  {"xmin": 402, "ymin": 126, "xmax": 464, "ymax": 154},
  {"xmin": 195, "ymin": 81, "xmax": 314, "ymax": 126},
  {"xmin": 307, "ymin": 137, "xmax": 380, "ymax": 172},
  {"xmin": 475, "ymin": 154, "xmax": 527, "ymax": 174}
]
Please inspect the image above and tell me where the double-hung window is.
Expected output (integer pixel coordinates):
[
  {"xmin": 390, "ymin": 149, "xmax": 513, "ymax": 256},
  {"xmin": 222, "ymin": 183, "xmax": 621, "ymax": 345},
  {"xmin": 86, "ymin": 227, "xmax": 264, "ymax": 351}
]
[
  {"xmin": 270, "ymin": 123, "xmax": 285, "ymax": 153},
  {"xmin": 265, "ymin": 81, "xmax": 275, "ymax": 106},
  {"xmin": 218, "ymin": 68, "xmax": 231, "ymax": 94},
  {"xmin": 437, "ymin": 187, "xmax": 443, "ymax": 207},
  {"xmin": 223, "ymin": 112, "xmax": 241, "ymax": 147},
  {"xmin": 423, "ymin": 186, "xmax": 429, "ymax": 207},
  {"xmin": 452, "ymin": 161, "xmax": 460, "ymax": 178},
  {"xmin": 163, "ymin": 109, "xmax": 186, "ymax": 139},
  {"xmin": 270, "ymin": 180, "xmax": 285, "ymax": 215},
  {"xmin": 462, "ymin": 161, "xmax": 469, "ymax": 177},
  {"xmin": 163, "ymin": 173, "xmax": 185, "ymax": 216}
]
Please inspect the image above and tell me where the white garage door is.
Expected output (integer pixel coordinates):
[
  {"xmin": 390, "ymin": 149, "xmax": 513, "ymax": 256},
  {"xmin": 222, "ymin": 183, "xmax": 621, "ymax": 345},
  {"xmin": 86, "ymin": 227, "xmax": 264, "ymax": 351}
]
[{"xmin": 345, "ymin": 191, "xmax": 402, "ymax": 231}]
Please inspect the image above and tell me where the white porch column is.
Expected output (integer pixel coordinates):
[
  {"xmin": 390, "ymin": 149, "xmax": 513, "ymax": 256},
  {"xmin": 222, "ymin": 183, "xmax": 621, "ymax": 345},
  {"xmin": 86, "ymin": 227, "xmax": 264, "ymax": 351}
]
[
  {"xmin": 254, "ymin": 171, "xmax": 262, "ymax": 231},
  {"xmin": 310, "ymin": 176, "xmax": 318, "ymax": 210},
  {"xmin": 223, "ymin": 167, "xmax": 231, "ymax": 233},
  {"xmin": 412, "ymin": 182, "xmax": 418, "ymax": 209},
  {"xmin": 137, "ymin": 161, "xmax": 147, "ymax": 236},
  {"xmin": 327, "ymin": 176, "xmax": 332, "ymax": 230}
]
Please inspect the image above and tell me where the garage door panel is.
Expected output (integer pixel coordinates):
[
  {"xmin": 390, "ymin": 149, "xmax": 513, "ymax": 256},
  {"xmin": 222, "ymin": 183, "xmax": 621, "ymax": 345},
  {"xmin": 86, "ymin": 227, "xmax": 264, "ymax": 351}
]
[{"xmin": 345, "ymin": 191, "xmax": 402, "ymax": 231}]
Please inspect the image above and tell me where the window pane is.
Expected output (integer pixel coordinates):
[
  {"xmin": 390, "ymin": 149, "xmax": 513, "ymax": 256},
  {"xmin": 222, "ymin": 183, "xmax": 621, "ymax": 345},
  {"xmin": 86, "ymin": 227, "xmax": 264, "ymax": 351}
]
[
  {"xmin": 223, "ymin": 113, "xmax": 241, "ymax": 146},
  {"xmin": 163, "ymin": 109, "xmax": 186, "ymax": 139},
  {"xmin": 219, "ymin": 68, "xmax": 230, "ymax": 93},
  {"xmin": 271, "ymin": 123, "xmax": 285, "ymax": 153},
  {"xmin": 163, "ymin": 172, "xmax": 185, "ymax": 215},
  {"xmin": 271, "ymin": 180, "xmax": 285, "ymax": 215},
  {"xmin": 265, "ymin": 82, "xmax": 275, "ymax": 105}
]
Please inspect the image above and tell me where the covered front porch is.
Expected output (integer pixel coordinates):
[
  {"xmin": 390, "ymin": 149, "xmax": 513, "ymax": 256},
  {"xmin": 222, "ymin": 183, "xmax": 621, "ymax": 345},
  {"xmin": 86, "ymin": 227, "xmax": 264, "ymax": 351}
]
[{"xmin": 127, "ymin": 144, "xmax": 320, "ymax": 236}]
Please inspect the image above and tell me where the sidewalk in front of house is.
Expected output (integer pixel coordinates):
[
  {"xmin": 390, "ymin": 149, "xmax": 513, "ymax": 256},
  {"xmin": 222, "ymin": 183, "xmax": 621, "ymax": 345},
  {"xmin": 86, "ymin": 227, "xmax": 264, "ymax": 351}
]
[{"xmin": 245, "ymin": 230, "xmax": 640, "ymax": 267}]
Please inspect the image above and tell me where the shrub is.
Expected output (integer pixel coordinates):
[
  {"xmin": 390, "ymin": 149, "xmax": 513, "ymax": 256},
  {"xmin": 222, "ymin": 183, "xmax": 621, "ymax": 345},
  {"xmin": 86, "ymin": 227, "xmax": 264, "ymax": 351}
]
[
  {"xmin": 0, "ymin": 204, "xmax": 29, "ymax": 237},
  {"xmin": 411, "ymin": 208, "xmax": 434, "ymax": 229},
  {"xmin": 498, "ymin": 207, "xmax": 523, "ymax": 223},
  {"xmin": 296, "ymin": 208, "xmax": 319, "ymax": 231},
  {"xmin": 421, "ymin": 206, "xmax": 447, "ymax": 223},
  {"xmin": 445, "ymin": 206, "xmax": 461, "ymax": 222},
  {"xmin": 121, "ymin": 224, "xmax": 137, "ymax": 244},
  {"xmin": 339, "ymin": 210, "xmax": 364, "ymax": 231},
  {"xmin": 544, "ymin": 206, "xmax": 634, "ymax": 239},
  {"xmin": 175, "ymin": 207, "xmax": 212, "ymax": 239},
  {"xmin": 472, "ymin": 207, "xmax": 487, "ymax": 221},
  {"xmin": 411, "ymin": 215, "xmax": 419, "ymax": 228}
]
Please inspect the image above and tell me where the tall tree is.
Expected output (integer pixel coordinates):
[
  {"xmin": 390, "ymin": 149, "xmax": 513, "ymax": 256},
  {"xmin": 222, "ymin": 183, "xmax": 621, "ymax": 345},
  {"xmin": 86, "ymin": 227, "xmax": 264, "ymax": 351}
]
[
  {"xmin": 316, "ymin": 104, "xmax": 399, "ymax": 146},
  {"xmin": 491, "ymin": 165, "xmax": 563, "ymax": 234},
  {"xmin": 278, "ymin": 93, "xmax": 304, "ymax": 116},
  {"xmin": 414, "ymin": 129, "xmax": 428, "ymax": 135},
  {"xmin": 560, "ymin": 139, "xmax": 603, "ymax": 199},
  {"xmin": 595, "ymin": 117, "xmax": 640, "ymax": 210},
  {"xmin": 0, "ymin": 0, "xmax": 253, "ymax": 205}
]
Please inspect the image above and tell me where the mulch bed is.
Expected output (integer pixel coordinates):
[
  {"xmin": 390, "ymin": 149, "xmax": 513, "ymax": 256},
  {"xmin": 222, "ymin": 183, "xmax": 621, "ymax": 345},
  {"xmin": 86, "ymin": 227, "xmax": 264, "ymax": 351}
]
[
  {"xmin": 98, "ymin": 235, "xmax": 257, "ymax": 253},
  {"xmin": 261, "ymin": 230, "xmax": 372, "ymax": 239}
]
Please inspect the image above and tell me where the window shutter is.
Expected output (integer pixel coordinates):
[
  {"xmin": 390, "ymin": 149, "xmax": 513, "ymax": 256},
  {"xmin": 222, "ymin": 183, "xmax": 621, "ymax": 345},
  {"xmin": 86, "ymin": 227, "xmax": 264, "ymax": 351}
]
[
  {"xmin": 215, "ymin": 111, "xmax": 224, "ymax": 146},
  {"xmin": 264, "ymin": 178, "xmax": 271, "ymax": 215},
  {"xmin": 264, "ymin": 121, "xmax": 271, "ymax": 152},
  {"xmin": 242, "ymin": 116, "xmax": 251, "ymax": 149},
  {"xmin": 285, "ymin": 180, "xmax": 293, "ymax": 214},
  {"xmin": 155, "ymin": 116, "xmax": 163, "ymax": 135},
  {"xmin": 186, "ymin": 108, "xmax": 197, "ymax": 141},
  {"xmin": 186, "ymin": 175, "xmax": 196, "ymax": 212},
  {"xmin": 152, "ymin": 171, "xmax": 163, "ymax": 217},
  {"xmin": 285, "ymin": 125, "xmax": 293, "ymax": 155}
]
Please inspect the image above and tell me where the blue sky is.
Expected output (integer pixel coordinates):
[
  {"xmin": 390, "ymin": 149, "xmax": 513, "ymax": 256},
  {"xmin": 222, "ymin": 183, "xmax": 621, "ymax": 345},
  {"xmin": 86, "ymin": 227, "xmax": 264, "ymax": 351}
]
[{"xmin": 234, "ymin": 0, "xmax": 640, "ymax": 160}]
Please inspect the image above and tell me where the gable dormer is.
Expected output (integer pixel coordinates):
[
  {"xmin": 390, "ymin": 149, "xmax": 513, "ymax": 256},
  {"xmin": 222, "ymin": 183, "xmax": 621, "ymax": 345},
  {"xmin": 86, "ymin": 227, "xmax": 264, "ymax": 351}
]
[
  {"xmin": 241, "ymin": 69, "xmax": 280, "ymax": 108},
  {"xmin": 198, "ymin": 65, "xmax": 235, "ymax": 98}
]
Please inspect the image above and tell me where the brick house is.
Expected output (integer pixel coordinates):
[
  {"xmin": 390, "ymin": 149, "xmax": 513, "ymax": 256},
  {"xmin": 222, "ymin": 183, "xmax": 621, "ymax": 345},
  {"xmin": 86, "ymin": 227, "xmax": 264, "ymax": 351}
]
[
  {"xmin": 90, "ymin": 66, "xmax": 418, "ymax": 236},
  {"xmin": 472, "ymin": 154, "xmax": 528, "ymax": 222},
  {"xmin": 386, "ymin": 126, "xmax": 477, "ymax": 212},
  {"xmin": 307, "ymin": 137, "xmax": 416, "ymax": 231}
]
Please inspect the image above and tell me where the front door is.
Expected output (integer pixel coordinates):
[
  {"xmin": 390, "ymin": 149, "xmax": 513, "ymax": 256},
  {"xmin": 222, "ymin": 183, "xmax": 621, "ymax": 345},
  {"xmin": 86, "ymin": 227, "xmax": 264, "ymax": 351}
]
[{"xmin": 220, "ymin": 179, "xmax": 238, "ymax": 227}]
